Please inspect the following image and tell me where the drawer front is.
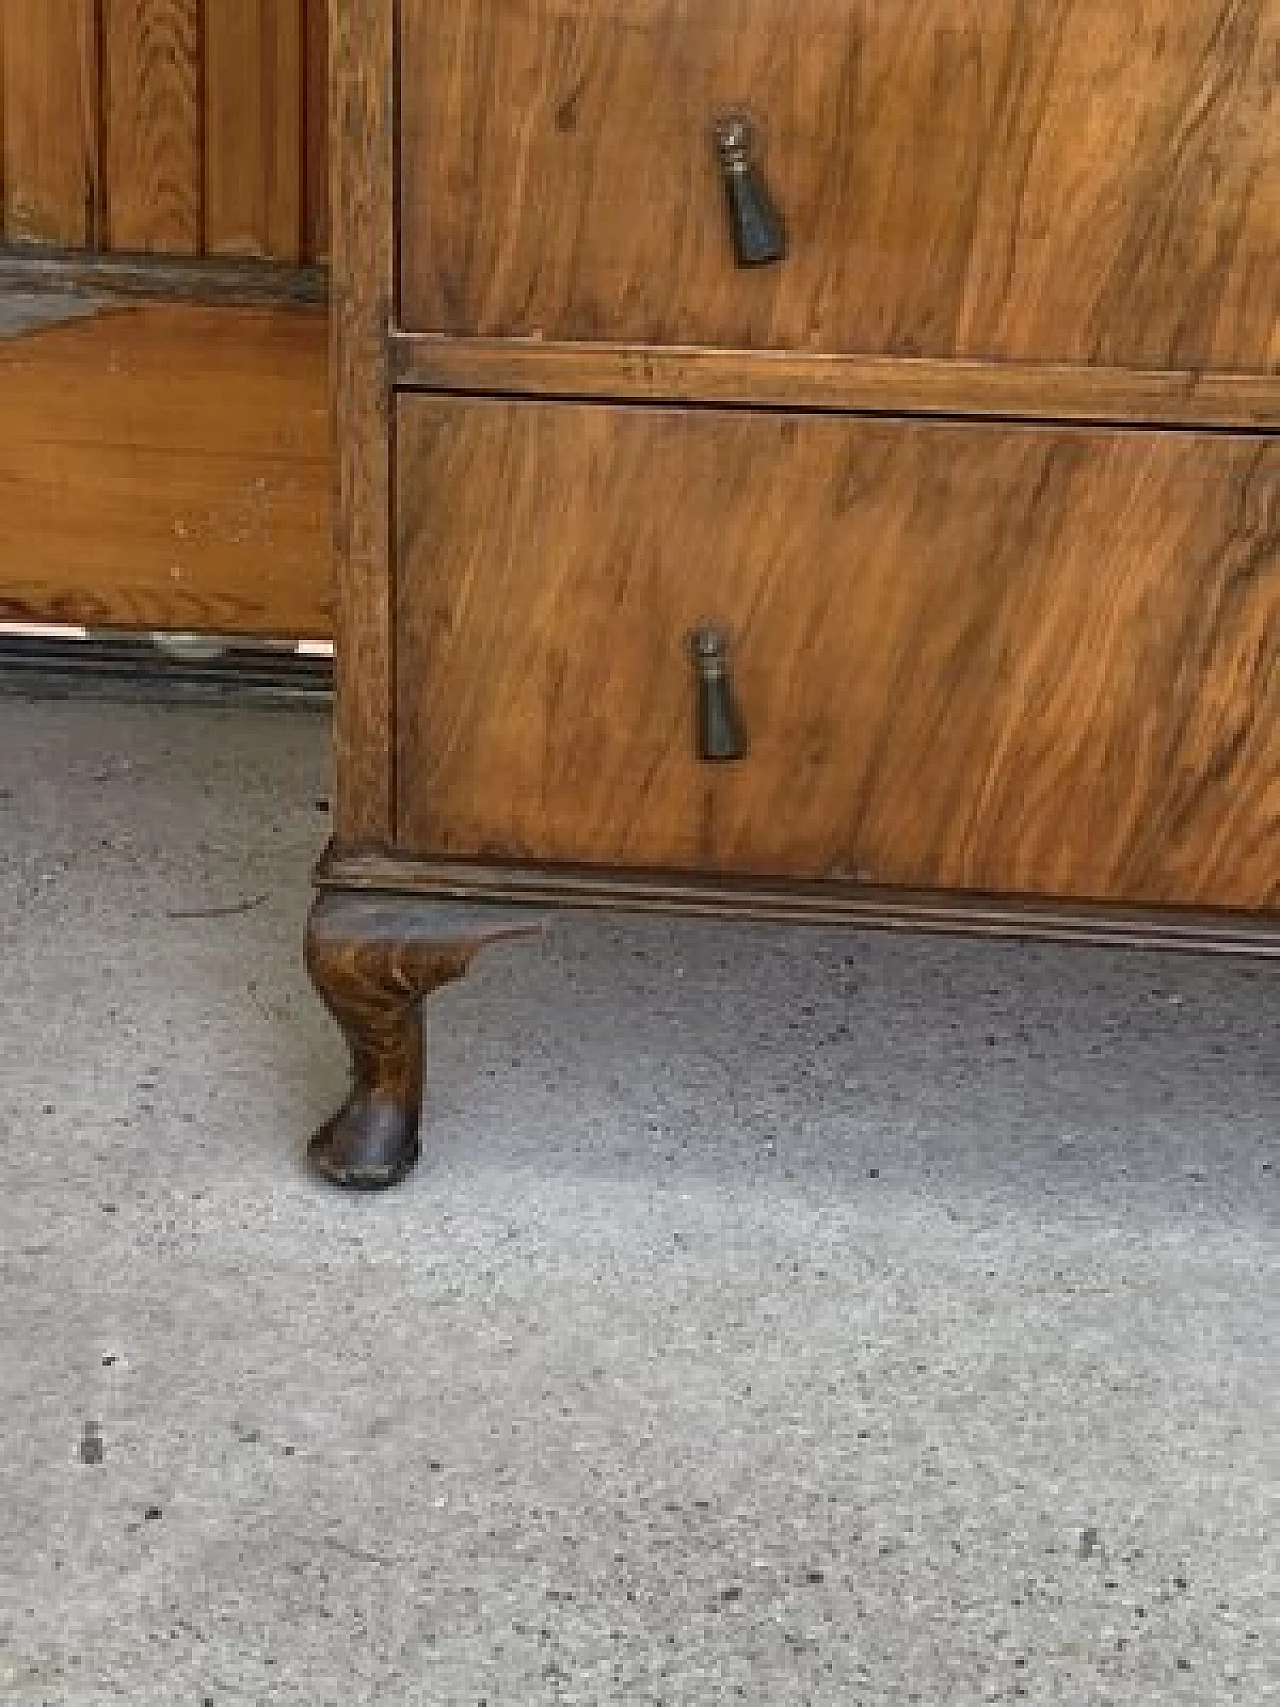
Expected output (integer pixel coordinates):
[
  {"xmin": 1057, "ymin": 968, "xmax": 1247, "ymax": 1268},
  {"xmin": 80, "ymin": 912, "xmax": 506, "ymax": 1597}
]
[
  {"xmin": 394, "ymin": 399, "xmax": 1280, "ymax": 911},
  {"xmin": 397, "ymin": 0, "xmax": 1280, "ymax": 372}
]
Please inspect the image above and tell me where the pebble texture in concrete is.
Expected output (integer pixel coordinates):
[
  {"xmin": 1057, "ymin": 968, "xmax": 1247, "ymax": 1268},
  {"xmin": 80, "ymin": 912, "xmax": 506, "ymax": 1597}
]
[{"xmin": 0, "ymin": 698, "xmax": 1277, "ymax": 1706}]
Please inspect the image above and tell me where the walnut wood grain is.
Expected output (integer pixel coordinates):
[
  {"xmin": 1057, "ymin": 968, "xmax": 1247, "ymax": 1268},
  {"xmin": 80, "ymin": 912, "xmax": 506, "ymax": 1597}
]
[
  {"xmin": 102, "ymin": 0, "xmax": 201, "ymax": 254},
  {"xmin": 391, "ymin": 335, "xmax": 1280, "ymax": 433},
  {"xmin": 305, "ymin": 890, "xmax": 541, "ymax": 1188},
  {"xmin": 397, "ymin": 0, "xmax": 1280, "ymax": 375},
  {"xmin": 329, "ymin": 0, "xmax": 395, "ymax": 847},
  {"xmin": 394, "ymin": 398, "xmax": 1280, "ymax": 912}
]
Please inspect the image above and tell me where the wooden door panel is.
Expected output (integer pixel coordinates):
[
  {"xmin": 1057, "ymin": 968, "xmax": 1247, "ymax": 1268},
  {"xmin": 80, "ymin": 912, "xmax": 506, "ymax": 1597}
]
[
  {"xmin": 395, "ymin": 398, "xmax": 1280, "ymax": 911},
  {"xmin": 1, "ymin": 0, "xmax": 328, "ymax": 262},
  {"xmin": 398, "ymin": 0, "xmax": 1280, "ymax": 374}
]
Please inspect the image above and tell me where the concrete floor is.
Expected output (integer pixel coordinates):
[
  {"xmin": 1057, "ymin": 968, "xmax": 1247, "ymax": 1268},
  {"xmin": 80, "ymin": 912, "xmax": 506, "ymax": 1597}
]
[{"xmin": 0, "ymin": 696, "xmax": 1276, "ymax": 1706}]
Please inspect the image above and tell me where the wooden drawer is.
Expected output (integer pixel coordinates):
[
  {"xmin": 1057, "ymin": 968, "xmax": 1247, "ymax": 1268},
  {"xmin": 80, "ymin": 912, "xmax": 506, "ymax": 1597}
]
[
  {"xmin": 397, "ymin": 0, "xmax": 1280, "ymax": 373},
  {"xmin": 394, "ymin": 398, "xmax": 1280, "ymax": 911}
]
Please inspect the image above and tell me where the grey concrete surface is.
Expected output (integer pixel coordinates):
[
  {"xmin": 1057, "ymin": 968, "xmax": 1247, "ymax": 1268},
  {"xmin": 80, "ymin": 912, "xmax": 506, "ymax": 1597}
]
[{"xmin": 0, "ymin": 696, "xmax": 1276, "ymax": 1707}]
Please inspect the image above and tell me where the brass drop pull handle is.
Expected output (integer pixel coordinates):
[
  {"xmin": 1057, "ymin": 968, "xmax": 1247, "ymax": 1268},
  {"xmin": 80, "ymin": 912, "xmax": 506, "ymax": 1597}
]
[
  {"xmin": 714, "ymin": 112, "xmax": 786, "ymax": 268},
  {"xmin": 689, "ymin": 625, "xmax": 748, "ymax": 762}
]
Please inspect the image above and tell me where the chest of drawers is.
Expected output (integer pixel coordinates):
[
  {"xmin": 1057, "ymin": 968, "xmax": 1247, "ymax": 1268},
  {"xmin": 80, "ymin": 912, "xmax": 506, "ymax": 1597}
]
[{"xmin": 307, "ymin": 0, "xmax": 1280, "ymax": 1188}]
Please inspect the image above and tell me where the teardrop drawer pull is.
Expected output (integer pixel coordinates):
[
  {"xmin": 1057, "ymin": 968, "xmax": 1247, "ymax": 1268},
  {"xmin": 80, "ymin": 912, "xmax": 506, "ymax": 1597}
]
[
  {"xmin": 689, "ymin": 625, "xmax": 748, "ymax": 762},
  {"xmin": 714, "ymin": 112, "xmax": 787, "ymax": 268}
]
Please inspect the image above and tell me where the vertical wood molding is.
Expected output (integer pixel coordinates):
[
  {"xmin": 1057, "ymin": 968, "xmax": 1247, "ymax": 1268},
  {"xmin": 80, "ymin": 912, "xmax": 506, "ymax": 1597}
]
[
  {"xmin": 329, "ymin": 0, "xmax": 394, "ymax": 846},
  {"xmin": 203, "ymin": 0, "xmax": 304, "ymax": 261},
  {"xmin": 0, "ymin": 18, "xmax": 6, "ymax": 229},
  {"xmin": 0, "ymin": 0, "xmax": 100, "ymax": 246},
  {"xmin": 101, "ymin": 0, "xmax": 201, "ymax": 253},
  {"xmin": 303, "ymin": 0, "xmax": 329, "ymax": 261}
]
